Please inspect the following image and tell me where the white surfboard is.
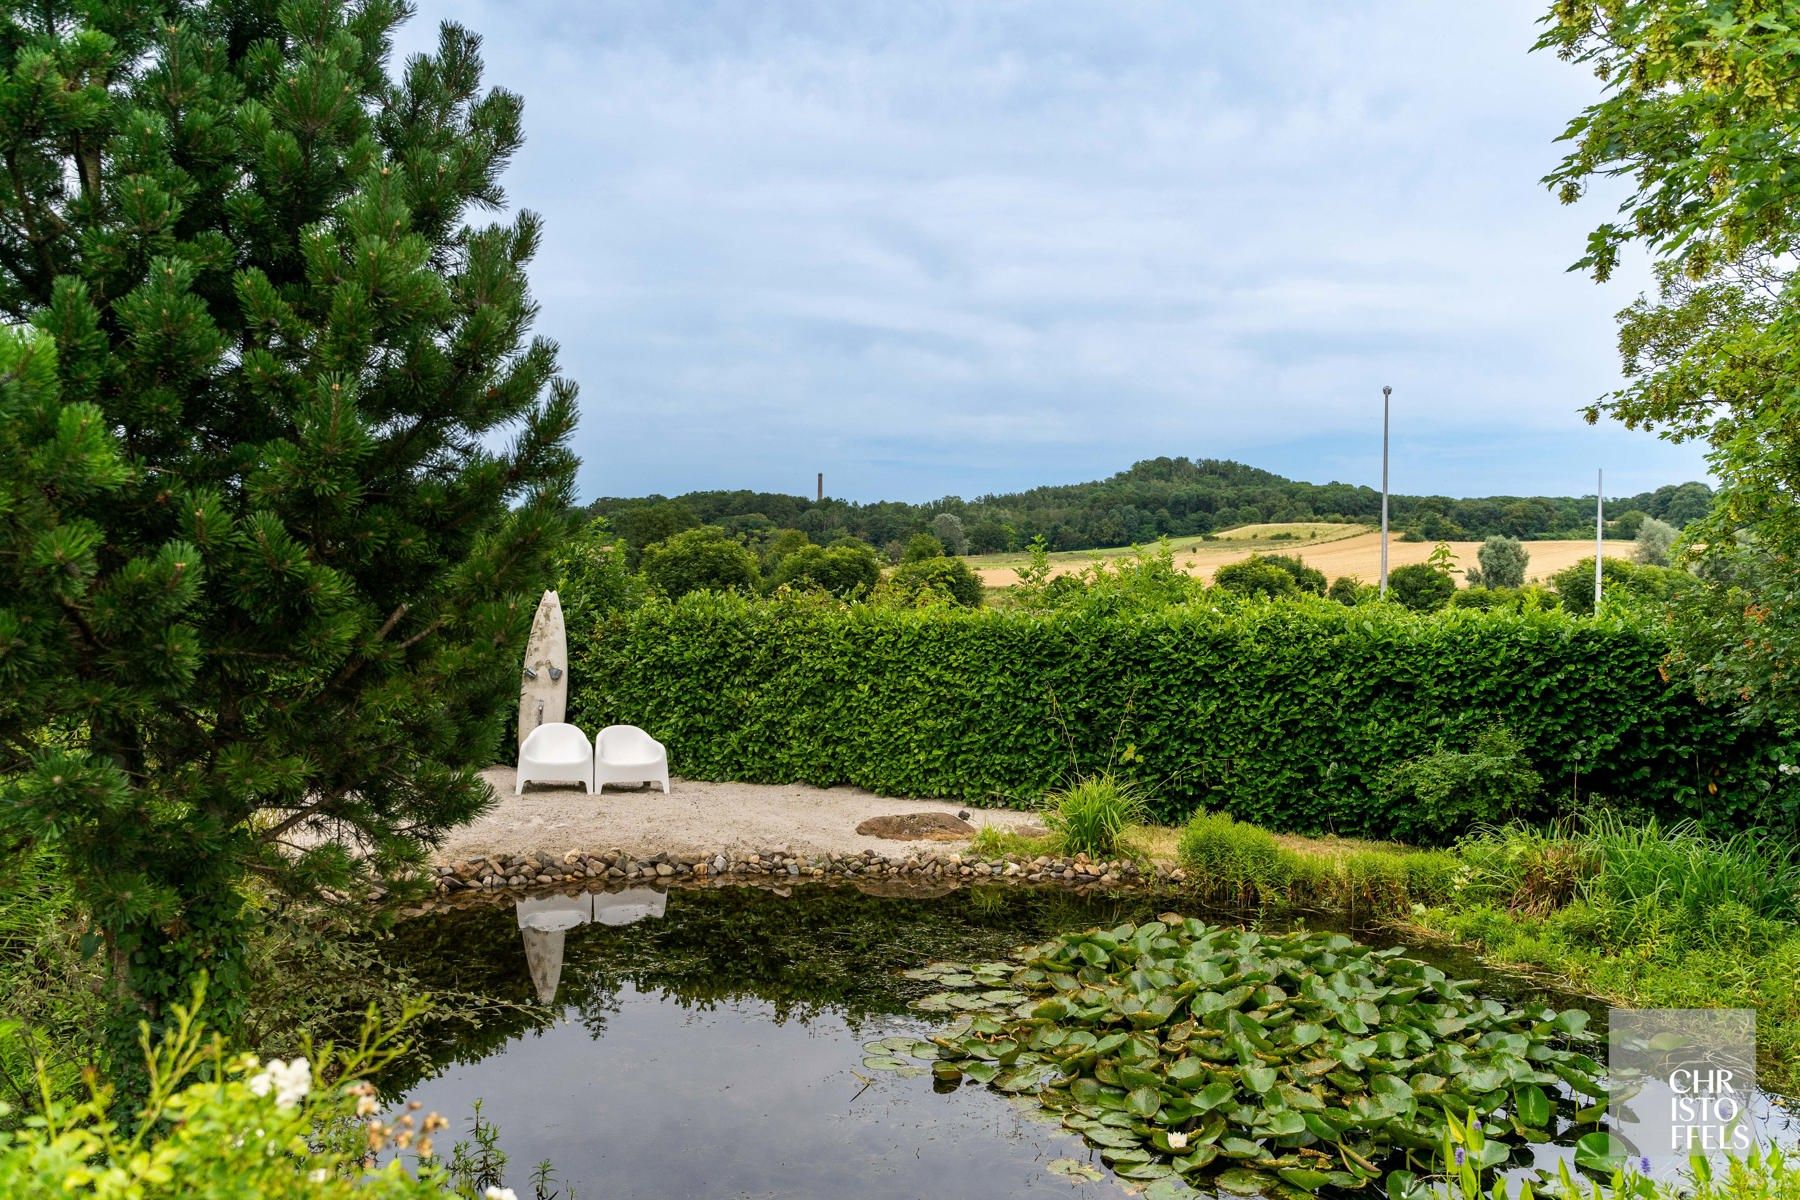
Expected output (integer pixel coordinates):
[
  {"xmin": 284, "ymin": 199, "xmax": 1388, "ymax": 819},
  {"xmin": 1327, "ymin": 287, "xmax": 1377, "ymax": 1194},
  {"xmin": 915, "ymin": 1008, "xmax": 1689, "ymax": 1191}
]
[{"xmin": 517, "ymin": 589, "xmax": 568, "ymax": 747}]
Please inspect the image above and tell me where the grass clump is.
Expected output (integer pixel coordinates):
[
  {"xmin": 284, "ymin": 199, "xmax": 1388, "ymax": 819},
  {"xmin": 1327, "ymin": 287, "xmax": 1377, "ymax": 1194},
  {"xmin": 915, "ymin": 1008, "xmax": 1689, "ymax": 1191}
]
[
  {"xmin": 1039, "ymin": 774, "xmax": 1144, "ymax": 859},
  {"xmin": 966, "ymin": 825, "xmax": 1053, "ymax": 859},
  {"xmin": 1176, "ymin": 810, "xmax": 1291, "ymax": 901}
]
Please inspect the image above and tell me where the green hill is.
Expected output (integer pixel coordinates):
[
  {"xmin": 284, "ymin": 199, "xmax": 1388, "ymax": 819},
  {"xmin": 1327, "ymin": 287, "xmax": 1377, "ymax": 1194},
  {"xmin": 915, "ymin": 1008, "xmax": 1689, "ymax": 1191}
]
[{"xmin": 588, "ymin": 456, "xmax": 1711, "ymax": 557}]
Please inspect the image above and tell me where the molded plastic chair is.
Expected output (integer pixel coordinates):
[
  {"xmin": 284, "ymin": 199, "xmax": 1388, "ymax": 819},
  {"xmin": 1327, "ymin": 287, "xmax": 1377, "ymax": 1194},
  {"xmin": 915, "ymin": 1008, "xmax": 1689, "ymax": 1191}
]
[
  {"xmin": 595, "ymin": 725, "xmax": 670, "ymax": 794},
  {"xmin": 515, "ymin": 722, "xmax": 594, "ymax": 794}
]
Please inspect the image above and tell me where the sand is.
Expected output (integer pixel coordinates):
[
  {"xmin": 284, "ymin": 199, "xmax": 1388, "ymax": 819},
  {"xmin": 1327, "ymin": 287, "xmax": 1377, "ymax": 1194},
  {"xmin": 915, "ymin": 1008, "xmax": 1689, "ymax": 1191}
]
[
  {"xmin": 974, "ymin": 532, "xmax": 1624, "ymax": 589},
  {"xmin": 435, "ymin": 767, "xmax": 1047, "ymax": 863}
]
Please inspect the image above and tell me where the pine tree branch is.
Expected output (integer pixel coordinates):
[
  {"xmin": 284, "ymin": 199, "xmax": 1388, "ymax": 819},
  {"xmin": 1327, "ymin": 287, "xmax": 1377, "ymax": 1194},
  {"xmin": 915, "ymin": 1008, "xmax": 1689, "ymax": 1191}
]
[{"xmin": 329, "ymin": 602, "xmax": 410, "ymax": 688}]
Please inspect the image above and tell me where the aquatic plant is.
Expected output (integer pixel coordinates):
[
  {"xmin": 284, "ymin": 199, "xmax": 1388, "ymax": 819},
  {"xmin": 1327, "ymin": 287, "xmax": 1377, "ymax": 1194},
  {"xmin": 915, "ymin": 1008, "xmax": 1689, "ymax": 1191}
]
[{"xmin": 884, "ymin": 918, "xmax": 1605, "ymax": 1196}]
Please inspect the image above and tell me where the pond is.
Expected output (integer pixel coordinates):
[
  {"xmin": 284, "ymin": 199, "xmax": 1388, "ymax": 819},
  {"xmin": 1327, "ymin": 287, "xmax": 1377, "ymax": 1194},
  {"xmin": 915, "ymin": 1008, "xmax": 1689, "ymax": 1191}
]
[{"xmin": 376, "ymin": 881, "xmax": 1766, "ymax": 1199}]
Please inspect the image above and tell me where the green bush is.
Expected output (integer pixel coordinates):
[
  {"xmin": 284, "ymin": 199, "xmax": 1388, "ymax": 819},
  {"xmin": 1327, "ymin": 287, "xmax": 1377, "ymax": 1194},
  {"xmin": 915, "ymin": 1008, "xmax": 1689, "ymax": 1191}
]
[
  {"xmin": 0, "ymin": 990, "xmax": 462, "ymax": 1199},
  {"xmin": 901, "ymin": 533, "xmax": 946, "ymax": 563},
  {"xmin": 1214, "ymin": 553, "xmax": 1323, "ymax": 598},
  {"xmin": 1377, "ymin": 726, "xmax": 1544, "ymax": 845},
  {"xmin": 764, "ymin": 539, "xmax": 882, "ymax": 599},
  {"xmin": 876, "ymin": 557, "xmax": 984, "ymax": 607},
  {"xmin": 1212, "ymin": 557, "xmax": 1295, "ymax": 598},
  {"xmin": 1474, "ymin": 535, "xmax": 1529, "ymax": 589},
  {"xmin": 573, "ymin": 594, "xmax": 1790, "ymax": 836},
  {"xmin": 1041, "ymin": 774, "xmax": 1143, "ymax": 858},
  {"xmin": 1386, "ymin": 562, "xmax": 1455, "ymax": 612},
  {"xmin": 639, "ymin": 526, "xmax": 760, "ymax": 599},
  {"xmin": 1550, "ymin": 556, "xmax": 1692, "ymax": 616},
  {"xmin": 1327, "ymin": 575, "xmax": 1365, "ymax": 605}
]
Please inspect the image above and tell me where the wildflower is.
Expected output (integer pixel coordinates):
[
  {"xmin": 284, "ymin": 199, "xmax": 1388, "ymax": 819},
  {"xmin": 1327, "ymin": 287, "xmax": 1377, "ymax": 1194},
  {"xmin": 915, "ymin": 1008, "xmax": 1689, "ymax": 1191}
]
[
  {"xmin": 485, "ymin": 1189, "xmax": 519, "ymax": 1200},
  {"xmin": 247, "ymin": 1057, "xmax": 311, "ymax": 1110},
  {"xmin": 1454, "ymin": 1147, "xmax": 1465, "ymax": 1166},
  {"xmin": 309, "ymin": 1169, "xmax": 328, "ymax": 1183},
  {"xmin": 1167, "ymin": 1131, "xmax": 1188, "ymax": 1150}
]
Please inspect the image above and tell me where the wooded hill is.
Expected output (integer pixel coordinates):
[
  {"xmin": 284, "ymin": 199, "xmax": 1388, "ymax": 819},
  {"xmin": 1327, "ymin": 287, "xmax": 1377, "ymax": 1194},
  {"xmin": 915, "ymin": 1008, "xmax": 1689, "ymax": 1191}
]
[{"xmin": 588, "ymin": 457, "xmax": 1712, "ymax": 556}]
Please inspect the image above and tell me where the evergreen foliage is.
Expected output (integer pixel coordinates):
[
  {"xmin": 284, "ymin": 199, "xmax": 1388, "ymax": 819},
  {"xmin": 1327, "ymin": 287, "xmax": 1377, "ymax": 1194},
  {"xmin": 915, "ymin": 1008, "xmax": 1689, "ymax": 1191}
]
[{"xmin": 0, "ymin": 0, "xmax": 578, "ymax": 1043}]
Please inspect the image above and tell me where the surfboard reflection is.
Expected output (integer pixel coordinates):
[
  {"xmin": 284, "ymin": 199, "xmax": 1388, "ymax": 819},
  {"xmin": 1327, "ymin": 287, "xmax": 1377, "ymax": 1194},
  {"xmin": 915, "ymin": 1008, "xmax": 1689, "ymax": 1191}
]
[{"xmin": 516, "ymin": 888, "xmax": 669, "ymax": 1004}]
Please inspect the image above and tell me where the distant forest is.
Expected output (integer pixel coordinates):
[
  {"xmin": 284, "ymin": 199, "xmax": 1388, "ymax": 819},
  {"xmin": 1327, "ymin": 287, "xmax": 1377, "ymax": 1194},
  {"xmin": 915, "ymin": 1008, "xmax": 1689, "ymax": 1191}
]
[{"xmin": 587, "ymin": 457, "xmax": 1714, "ymax": 557}]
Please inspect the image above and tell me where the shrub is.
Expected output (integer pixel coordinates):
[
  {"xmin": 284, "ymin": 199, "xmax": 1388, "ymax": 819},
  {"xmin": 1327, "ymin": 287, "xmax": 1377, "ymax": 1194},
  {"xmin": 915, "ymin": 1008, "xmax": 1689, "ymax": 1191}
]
[
  {"xmin": 1212, "ymin": 557, "xmax": 1297, "ymax": 598},
  {"xmin": 1634, "ymin": 516, "xmax": 1678, "ymax": 566},
  {"xmin": 553, "ymin": 517, "xmax": 640, "ymax": 651},
  {"xmin": 1040, "ymin": 775, "xmax": 1144, "ymax": 858},
  {"xmin": 1386, "ymin": 562, "xmax": 1455, "ymax": 612},
  {"xmin": 878, "ymin": 557, "xmax": 984, "ymax": 607},
  {"xmin": 1476, "ymin": 536, "xmax": 1529, "ymax": 589},
  {"xmin": 1327, "ymin": 575, "xmax": 1364, "ymax": 605},
  {"xmin": 1377, "ymin": 726, "xmax": 1544, "ymax": 845},
  {"xmin": 901, "ymin": 533, "xmax": 946, "ymax": 563},
  {"xmin": 640, "ymin": 527, "xmax": 760, "ymax": 599},
  {"xmin": 0, "ymin": 991, "xmax": 458, "ymax": 1199},
  {"xmin": 575, "ymin": 594, "xmax": 1790, "ymax": 836},
  {"xmin": 1550, "ymin": 556, "xmax": 1692, "ymax": 616},
  {"xmin": 764, "ymin": 539, "xmax": 882, "ymax": 599}
]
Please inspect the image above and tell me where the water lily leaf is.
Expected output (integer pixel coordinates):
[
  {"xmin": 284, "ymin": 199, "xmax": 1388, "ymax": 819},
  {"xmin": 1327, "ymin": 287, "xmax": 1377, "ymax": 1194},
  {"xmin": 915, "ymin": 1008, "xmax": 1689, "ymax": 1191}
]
[
  {"xmin": 1278, "ymin": 1168, "xmax": 1335, "ymax": 1191},
  {"xmin": 1216, "ymin": 1167, "xmax": 1272, "ymax": 1195},
  {"xmin": 1291, "ymin": 1023, "xmax": 1325, "ymax": 1048},
  {"xmin": 1047, "ymin": 1158, "xmax": 1103, "ymax": 1182},
  {"xmin": 1101, "ymin": 1147, "xmax": 1154, "ymax": 1165},
  {"xmin": 1086, "ymin": 1127, "xmax": 1143, "ymax": 1149},
  {"xmin": 1127, "ymin": 1086, "xmax": 1162, "ymax": 1118},
  {"xmin": 1144, "ymin": 1178, "xmax": 1199, "ymax": 1200},
  {"xmin": 1116, "ymin": 1161, "xmax": 1175, "ymax": 1180},
  {"xmin": 1258, "ymin": 1110, "xmax": 1307, "ymax": 1138},
  {"xmin": 962, "ymin": 1061, "xmax": 1000, "ymax": 1084},
  {"xmin": 861, "ymin": 1055, "xmax": 907, "ymax": 1070},
  {"xmin": 1242, "ymin": 1067, "xmax": 1278, "ymax": 1094},
  {"xmin": 1192, "ymin": 1081, "xmax": 1235, "ymax": 1112}
]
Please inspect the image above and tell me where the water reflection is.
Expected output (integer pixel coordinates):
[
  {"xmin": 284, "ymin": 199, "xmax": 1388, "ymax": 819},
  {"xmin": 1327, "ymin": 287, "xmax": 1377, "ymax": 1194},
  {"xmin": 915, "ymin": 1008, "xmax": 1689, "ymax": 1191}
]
[{"xmin": 516, "ymin": 888, "xmax": 668, "ymax": 1003}]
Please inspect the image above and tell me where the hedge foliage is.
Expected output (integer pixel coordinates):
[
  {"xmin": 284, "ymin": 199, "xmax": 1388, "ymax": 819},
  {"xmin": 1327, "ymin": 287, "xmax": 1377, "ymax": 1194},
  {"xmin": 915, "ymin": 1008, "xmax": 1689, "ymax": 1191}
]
[{"xmin": 573, "ymin": 594, "xmax": 1794, "ymax": 837}]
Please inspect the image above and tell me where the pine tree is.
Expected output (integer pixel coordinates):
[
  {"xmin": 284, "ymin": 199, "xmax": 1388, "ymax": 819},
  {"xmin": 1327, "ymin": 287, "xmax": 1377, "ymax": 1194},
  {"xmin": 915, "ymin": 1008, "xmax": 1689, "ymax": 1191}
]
[{"xmin": 0, "ymin": 0, "xmax": 577, "ymax": 1043}]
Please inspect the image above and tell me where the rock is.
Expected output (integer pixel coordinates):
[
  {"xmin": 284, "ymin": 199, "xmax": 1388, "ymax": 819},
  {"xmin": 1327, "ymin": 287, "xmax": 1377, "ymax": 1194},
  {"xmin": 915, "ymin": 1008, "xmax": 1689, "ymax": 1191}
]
[{"xmin": 855, "ymin": 812, "xmax": 977, "ymax": 841}]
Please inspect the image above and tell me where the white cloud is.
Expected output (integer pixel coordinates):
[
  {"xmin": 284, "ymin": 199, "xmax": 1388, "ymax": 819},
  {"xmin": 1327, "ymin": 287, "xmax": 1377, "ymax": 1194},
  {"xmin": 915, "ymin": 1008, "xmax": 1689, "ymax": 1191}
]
[{"xmin": 397, "ymin": 0, "xmax": 1709, "ymax": 502}]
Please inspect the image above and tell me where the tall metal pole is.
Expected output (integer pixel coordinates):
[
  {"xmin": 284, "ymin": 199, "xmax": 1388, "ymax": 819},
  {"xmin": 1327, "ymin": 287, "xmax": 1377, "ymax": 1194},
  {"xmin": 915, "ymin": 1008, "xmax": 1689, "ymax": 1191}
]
[
  {"xmin": 1380, "ymin": 386, "xmax": 1391, "ymax": 598},
  {"xmin": 1594, "ymin": 468, "xmax": 1603, "ymax": 610}
]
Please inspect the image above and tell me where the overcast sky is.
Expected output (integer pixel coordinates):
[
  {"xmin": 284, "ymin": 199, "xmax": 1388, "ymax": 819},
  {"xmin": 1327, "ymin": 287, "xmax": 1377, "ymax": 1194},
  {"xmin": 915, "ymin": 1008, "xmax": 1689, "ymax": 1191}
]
[{"xmin": 396, "ymin": 2, "xmax": 1710, "ymax": 505}]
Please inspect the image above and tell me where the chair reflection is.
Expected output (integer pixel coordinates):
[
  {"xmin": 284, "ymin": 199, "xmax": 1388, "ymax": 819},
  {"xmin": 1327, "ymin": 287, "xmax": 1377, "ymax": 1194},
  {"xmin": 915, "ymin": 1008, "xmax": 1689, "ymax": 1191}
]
[{"xmin": 516, "ymin": 888, "xmax": 668, "ymax": 1003}]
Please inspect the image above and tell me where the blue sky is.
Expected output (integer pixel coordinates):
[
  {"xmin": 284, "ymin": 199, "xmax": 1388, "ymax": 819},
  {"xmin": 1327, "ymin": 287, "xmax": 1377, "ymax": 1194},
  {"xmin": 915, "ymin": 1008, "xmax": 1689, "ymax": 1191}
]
[{"xmin": 396, "ymin": 2, "xmax": 1711, "ymax": 505}]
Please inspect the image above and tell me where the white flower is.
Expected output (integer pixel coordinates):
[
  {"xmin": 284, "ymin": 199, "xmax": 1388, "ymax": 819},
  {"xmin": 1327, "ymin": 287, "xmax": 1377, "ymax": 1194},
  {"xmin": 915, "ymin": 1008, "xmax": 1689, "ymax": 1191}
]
[
  {"xmin": 1167, "ymin": 1131, "xmax": 1189, "ymax": 1150},
  {"xmin": 484, "ymin": 1189, "xmax": 520, "ymax": 1200},
  {"xmin": 247, "ymin": 1057, "xmax": 312, "ymax": 1110},
  {"xmin": 308, "ymin": 1169, "xmax": 328, "ymax": 1183}
]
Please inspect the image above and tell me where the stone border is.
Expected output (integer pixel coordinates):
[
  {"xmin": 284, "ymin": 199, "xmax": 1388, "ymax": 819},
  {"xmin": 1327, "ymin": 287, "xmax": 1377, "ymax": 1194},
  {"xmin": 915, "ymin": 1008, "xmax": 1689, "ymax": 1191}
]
[{"xmin": 430, "ymin": 846, "xmax": 1189, "ymax": 894}]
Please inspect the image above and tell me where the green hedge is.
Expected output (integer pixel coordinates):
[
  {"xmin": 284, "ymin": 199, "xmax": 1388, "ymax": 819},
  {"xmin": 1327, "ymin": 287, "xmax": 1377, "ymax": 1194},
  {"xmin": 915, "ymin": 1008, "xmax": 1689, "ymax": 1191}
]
[{"xmin": 572, "ymin": 594, "xmax": 1793, "ymax": 837}]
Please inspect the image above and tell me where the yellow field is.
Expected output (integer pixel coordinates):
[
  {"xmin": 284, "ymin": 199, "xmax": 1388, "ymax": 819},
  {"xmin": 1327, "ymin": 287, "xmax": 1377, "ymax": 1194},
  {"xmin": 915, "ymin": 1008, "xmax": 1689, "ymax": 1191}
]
[{"xmin": 971, "ymin": 524, "xmax": 1626, "ymax": 589}]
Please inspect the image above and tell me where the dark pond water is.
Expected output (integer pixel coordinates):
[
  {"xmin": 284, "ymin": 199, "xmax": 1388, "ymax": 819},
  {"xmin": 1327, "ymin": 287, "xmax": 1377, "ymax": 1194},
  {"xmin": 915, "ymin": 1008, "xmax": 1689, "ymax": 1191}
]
[
  {"xmin": 380, "ymin": 882, "xmax": 1582, "ymax": 1199},
  {"xmin": 379, "ymin": 881, "xmax": 1790, "ymax": 1199}
]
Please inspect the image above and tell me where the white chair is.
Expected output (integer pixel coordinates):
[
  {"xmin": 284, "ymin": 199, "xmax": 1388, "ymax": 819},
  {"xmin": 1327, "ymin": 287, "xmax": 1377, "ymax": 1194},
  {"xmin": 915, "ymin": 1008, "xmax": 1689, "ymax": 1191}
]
[
  {"xmin": 595, "ymin": 725, "xmax": 670, "ymax": 794},
  {"xmin": 515, "ymin": 722, "xmax": 594, "ymax": 794}
]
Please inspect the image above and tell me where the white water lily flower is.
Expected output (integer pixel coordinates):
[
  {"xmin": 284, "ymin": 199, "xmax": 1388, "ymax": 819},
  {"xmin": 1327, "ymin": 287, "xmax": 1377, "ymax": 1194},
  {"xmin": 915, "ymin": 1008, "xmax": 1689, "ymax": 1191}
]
[
  {"xmin": 484, "ymin": 1189, "xmax": 520, "ymax": 1200},
  {"xmin": 1167, "ymin": 1131, "xmax": 1189, "ymax": 1150},
  {"xmin": 247, "ymin": 1057, "xmax": 312, "ymax": 1109}
]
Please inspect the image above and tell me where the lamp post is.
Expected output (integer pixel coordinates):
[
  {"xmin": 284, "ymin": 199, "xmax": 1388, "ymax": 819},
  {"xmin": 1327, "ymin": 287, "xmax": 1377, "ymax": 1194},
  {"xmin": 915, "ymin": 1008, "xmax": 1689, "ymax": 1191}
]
[
  {"xmin": 1380, "ymin": 386, "xmax": 1391, "ymax": 598},
  {"xmin": 1594, "ymin": 468, "xmax": 1603, "ymax": 610}
]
